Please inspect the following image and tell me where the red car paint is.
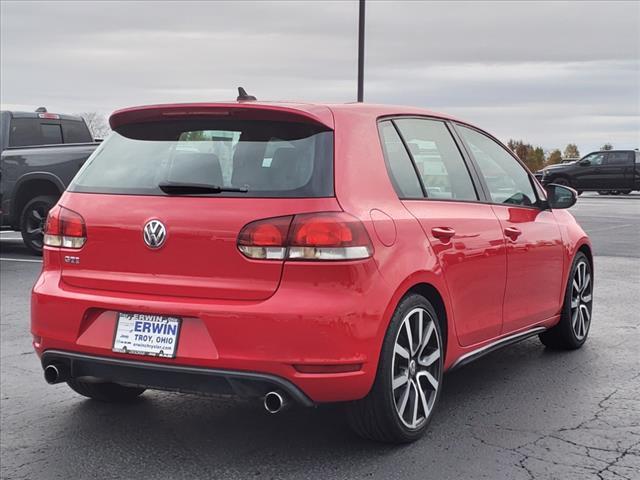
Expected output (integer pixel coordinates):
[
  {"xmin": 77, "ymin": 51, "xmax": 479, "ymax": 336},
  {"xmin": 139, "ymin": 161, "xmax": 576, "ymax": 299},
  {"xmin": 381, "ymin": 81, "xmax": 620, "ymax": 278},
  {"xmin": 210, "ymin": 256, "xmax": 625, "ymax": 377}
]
[{"xmin": 31, "ymin": 102, "xmax": 591, "ymax": 403}]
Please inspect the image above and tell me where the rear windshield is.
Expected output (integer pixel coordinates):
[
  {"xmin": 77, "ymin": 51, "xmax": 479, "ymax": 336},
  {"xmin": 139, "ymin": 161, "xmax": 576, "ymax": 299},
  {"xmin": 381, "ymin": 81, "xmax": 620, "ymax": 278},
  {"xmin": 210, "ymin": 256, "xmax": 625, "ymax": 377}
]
[
  {"xmin": 69, "ymin": 119, "xmax": 334, "ymax": 198},
  {"xmin": 8, "ymin": 118, "xmax": 91, "ymax": 147}
]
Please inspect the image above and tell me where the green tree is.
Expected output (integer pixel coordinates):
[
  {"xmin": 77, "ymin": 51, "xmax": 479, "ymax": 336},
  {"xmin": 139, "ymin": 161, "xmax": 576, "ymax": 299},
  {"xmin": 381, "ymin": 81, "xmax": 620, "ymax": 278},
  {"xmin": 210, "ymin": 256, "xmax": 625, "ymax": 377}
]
[
  {"xmin": 507, "ymin": 139, "xmax": 545, "ymax": 171},
  {"xmin": 563, "ymin": 144, "xmax": 580, "ymax": 159},
  {"xmin": 525, "ymin": 147, "xmax": 545, "ymax": 171},
  {"xmin": 507, "ymin": 139, "xmax": 529, "ymax": 163},
  {"xmin": 600, "ymin": 143, "xmax": 613, "ymax": 151},
  {"xmin": 546, "ymin": 149, "xmax": 563, "ymax": 166}
]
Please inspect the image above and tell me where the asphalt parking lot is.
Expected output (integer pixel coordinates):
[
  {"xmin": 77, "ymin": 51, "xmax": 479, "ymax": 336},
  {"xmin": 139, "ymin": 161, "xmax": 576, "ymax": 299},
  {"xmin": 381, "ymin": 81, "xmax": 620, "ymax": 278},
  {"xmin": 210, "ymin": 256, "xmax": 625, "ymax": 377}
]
[{"xmin": 1, "ymin": 193, "xmax": 639, "ymax": 480}]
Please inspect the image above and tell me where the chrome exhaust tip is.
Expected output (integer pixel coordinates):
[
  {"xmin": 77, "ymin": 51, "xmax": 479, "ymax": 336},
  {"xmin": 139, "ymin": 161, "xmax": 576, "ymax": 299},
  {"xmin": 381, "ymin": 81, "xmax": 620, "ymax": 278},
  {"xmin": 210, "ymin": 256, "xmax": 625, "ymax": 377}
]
[
  {"xmin": 44, "ymin": 363, "xmax": 68, "ymax": 385},
  {"xmin": 264, "ymin": 391, "xmax": 288, "ymax": 414}
]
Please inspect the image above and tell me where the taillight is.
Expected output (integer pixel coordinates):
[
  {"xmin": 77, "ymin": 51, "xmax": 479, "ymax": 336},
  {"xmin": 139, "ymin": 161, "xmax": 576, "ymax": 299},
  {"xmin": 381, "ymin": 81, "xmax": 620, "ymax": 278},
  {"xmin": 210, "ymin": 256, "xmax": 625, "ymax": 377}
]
[
  {"xmin": 237, "ymin": 212, "xmax": 373, "ymax": 261},
  {"xmin": 237, "ymin": 216, "xmax": 292, "ymax": 260},
  {"xmin": 44, "ymin": 206, "xmax": 86, "ymax": 249}
]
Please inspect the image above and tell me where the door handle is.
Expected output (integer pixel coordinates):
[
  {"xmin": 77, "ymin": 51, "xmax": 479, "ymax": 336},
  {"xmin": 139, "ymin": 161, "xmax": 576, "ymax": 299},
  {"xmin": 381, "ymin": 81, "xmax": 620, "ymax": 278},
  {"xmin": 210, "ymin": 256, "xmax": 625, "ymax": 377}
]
[
  {"xmin": 431, "ymin": 227, "xmax": 456, "ymax": 241},
  {"xmin": 504, "ymin": 226, "xmax": 522, "ymax": 241}
]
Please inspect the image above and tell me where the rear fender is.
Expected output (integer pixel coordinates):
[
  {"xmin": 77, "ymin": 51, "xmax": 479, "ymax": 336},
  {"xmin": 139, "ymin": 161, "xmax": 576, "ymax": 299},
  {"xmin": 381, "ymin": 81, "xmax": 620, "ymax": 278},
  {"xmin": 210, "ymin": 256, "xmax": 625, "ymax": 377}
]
[{"xmin": 377, "ymin": 270, "xmax": 458, "ymax": 372}]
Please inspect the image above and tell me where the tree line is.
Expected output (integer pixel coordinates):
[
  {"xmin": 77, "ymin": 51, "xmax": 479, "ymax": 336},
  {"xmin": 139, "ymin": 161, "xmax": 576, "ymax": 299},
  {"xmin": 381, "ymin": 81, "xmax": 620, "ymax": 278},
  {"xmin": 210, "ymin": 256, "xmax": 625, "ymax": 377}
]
[{"xmin": 506, "ymin": 140, "xmax": 614, "ymax": 172}]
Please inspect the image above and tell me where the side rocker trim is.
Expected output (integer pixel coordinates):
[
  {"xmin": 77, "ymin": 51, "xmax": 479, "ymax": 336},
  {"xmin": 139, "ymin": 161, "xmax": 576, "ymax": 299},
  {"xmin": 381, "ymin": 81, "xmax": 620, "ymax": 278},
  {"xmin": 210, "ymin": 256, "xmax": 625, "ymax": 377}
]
[{"xmin": 449, "ymin": 327, "xmax": 546, "ymax": 371}]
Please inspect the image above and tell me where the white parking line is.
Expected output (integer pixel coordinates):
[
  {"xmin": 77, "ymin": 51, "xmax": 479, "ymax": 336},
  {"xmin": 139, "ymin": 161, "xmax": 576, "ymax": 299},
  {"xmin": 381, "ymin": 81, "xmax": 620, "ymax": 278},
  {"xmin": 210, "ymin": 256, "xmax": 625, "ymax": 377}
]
[{"xmin": 0, "ymin": 257, "xmax": 42, "ymax": 263}]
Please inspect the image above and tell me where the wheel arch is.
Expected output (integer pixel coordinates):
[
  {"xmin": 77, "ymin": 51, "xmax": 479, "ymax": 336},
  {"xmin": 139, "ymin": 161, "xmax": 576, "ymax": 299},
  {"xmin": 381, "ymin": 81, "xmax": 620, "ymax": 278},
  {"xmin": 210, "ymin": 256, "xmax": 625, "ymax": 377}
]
[
  {"xmin": 11, "ymin": 173, "xmax": 64, "ymax": 227},
  {"xmin": 405, "ymin": 283, "xmax": 449, "ymax": 360},
  {"xmin": 548, "ymin": 173, "xmax": 572, "ymax": 184},
  {"xmin": 378, "ymin": 273, "xmax": 456, "ymax": 371},
  {"xmin": 577, "ymin": 242, "xmax": 594, "ymax": 275}
]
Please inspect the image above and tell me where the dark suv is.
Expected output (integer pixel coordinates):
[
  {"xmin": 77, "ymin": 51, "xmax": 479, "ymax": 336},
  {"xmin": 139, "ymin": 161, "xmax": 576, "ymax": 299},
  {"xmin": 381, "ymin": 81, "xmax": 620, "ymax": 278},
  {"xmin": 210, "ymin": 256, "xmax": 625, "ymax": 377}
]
[
  {"xmin": 0, "ymin": 109, "xmax": 100, "ymax": 253},
  {"xmin": 539, "ymin": 150, "xmax": 640, "ymax": 194}
]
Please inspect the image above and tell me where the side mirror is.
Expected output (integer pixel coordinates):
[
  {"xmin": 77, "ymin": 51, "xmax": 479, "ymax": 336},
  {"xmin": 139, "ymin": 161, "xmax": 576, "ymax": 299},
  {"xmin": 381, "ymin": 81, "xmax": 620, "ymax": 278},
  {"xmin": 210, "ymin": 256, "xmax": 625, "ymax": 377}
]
[
  {"xmin": 545, "ymin": 184, "xmax": 577, "ymax": 209},
  {"xmin": 578, "ymin": 159, "xmax": 590, "ymax": 166}
]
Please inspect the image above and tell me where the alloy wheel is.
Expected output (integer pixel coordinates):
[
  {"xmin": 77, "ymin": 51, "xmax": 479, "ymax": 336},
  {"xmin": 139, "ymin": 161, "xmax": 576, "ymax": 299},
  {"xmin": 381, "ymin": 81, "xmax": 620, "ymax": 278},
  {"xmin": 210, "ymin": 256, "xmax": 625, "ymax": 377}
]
[
  {"xmin": 571, "ymin": 260, "xmax": 592, "ymax": 340},
  {"xmin": 391, "ymin": 307, "xmax": 441, "ymax": 430}
]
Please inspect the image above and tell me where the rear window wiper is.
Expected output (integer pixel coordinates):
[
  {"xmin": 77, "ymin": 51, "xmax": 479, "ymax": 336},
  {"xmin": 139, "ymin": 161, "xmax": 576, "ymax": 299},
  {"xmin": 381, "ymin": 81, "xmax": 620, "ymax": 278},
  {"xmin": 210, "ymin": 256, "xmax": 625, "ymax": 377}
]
[{"xmin": 158, "ymin": 182, "xmax": 249, "ymax": 195}]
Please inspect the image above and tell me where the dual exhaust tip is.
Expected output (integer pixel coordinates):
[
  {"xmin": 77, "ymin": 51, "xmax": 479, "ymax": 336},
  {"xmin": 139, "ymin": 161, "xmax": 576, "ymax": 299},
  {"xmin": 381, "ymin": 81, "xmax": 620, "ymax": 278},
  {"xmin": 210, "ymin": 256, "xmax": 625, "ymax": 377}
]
[{"xmin": 44, "ymin": 363, "xmax": 291, "ymax": 414}]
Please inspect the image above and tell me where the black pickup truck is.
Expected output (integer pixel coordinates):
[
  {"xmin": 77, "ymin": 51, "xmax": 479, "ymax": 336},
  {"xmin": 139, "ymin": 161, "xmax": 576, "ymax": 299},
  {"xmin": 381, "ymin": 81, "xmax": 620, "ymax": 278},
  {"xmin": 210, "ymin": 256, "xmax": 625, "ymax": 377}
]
[
  {"xmin": 0, "ymin": 109, "xmax": 100, "ymax": 253},
  {"xmin": 538, "ymin": 150, "xmax": 640, "ymax": 195}
]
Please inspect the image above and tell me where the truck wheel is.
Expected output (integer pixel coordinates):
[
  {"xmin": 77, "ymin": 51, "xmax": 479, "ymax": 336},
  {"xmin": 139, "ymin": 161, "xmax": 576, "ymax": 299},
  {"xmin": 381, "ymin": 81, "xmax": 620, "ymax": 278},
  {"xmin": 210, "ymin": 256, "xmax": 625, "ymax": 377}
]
[
  {"xmin": 620, "ymin": 190, "xmax": 632, "ymax": 195},
  {"xmin": 597, "ymin": 191, "xmax": 610, "ymax": 195},
  {"xmin": 20, "ymin": 195, "xmax": 57, "ymax": 255}
]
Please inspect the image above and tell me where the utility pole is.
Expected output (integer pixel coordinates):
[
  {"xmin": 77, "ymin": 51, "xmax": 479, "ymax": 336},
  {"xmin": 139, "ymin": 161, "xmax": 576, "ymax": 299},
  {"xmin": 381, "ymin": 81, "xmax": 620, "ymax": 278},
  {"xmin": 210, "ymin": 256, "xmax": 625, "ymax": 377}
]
[{"xmin": 357, "ymin": 0, "xmax": 365, "ymax": 102}]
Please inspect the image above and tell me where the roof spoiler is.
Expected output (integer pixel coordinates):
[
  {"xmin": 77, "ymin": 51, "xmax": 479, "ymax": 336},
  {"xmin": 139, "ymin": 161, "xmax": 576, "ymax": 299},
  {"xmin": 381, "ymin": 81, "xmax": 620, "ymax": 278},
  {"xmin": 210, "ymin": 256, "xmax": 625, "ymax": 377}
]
[{"xmin": 109, "ymin": 103, "xmax": 334, "ymax": 130}]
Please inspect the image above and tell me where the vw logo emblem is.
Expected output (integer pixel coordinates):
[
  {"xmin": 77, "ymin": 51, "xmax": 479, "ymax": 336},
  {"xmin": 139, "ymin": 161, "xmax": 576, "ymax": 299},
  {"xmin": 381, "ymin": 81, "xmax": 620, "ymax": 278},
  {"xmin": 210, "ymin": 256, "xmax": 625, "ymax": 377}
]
[{"xmin": 143, "ymin": 219, "xmax": 167, "ymax": 249}]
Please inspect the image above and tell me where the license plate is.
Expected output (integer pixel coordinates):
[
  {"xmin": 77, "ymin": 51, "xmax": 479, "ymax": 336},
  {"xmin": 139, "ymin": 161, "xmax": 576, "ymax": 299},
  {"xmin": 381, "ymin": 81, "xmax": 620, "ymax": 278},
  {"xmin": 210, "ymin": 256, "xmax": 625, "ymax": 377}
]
[{"xmin": 113, "ymin": 312, "xmax": 181, "ymax": 358}]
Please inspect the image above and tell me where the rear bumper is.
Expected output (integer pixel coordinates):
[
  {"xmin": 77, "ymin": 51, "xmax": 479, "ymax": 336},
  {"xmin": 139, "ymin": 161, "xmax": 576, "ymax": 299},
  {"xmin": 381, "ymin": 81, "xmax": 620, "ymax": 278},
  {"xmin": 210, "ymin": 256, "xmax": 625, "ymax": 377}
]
[
  {"xmin": 31, "ymin": 260, "xmax": 391, "ymax": 403},
  {"xmin": 41, "ymin": 350, "xmax": 314, "ymax": 406}
]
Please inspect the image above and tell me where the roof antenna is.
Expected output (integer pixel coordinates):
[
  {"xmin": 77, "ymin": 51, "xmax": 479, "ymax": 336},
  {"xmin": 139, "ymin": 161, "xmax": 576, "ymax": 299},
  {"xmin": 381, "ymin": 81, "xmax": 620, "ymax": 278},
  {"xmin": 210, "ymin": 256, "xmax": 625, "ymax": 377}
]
[{"xmin": 237, "ymin": 87, "xmax": 257, "ymax": 102}]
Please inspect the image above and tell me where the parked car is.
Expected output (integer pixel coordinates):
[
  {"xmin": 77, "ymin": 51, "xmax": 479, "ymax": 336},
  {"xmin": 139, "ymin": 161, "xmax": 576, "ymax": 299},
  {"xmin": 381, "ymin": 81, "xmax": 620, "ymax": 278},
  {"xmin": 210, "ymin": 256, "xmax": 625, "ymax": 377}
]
[
  {"xmin": 0, "ymin": 109, "xmax": 100, "ymax": 253},
  {"xmin": 539, "ymin": 150, "xmax": 640, "ymax": 194},
  {"xmin": 32, "ymin": 99, "xmax": 593, "ymax": 443}
]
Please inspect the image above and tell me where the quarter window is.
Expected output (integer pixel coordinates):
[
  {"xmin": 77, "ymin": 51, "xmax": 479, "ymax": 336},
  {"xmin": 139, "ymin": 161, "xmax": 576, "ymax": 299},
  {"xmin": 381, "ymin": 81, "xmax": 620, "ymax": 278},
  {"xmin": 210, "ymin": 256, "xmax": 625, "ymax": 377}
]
[
  {"xmin": 394, "ymin": 119, "xmax": 478, "ymax": 201},
  {"xmin": 457, "ymin": 125, "xmax": 537, "ymax": 207},
  {"xmin": 378, "ymin": 121, "xmax": 424, "ymax": 198}
]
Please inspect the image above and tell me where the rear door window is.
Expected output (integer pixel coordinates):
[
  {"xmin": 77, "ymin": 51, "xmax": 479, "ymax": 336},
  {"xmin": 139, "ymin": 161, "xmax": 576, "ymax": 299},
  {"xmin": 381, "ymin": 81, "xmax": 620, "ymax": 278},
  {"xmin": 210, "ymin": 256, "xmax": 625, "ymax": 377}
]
[
  {"xmin": 394, "ymin": 119, "xmax": 478, "ymax": 201},
  {"xmin": 69, "ymin": 119, "xmax": 333, "ymax": 198},
  {"xmin": 604, "ymin": 151, "xmax": 633, "ymax": 165}
]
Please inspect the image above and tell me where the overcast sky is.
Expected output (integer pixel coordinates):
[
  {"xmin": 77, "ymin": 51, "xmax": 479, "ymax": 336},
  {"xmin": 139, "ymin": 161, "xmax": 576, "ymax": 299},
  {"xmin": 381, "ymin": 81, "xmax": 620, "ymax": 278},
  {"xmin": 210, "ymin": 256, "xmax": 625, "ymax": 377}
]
[{"xmin": 1, "ymin": 0, "xmax": 638, "ymax": 154}]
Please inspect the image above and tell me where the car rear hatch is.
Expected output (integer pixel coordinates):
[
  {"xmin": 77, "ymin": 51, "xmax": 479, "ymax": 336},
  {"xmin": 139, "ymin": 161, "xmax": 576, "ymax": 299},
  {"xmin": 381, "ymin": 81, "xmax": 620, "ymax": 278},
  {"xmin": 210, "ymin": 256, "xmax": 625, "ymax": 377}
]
[{"xmin": 57, "ymin": 103, "xmax": 338, "ymax": 301}]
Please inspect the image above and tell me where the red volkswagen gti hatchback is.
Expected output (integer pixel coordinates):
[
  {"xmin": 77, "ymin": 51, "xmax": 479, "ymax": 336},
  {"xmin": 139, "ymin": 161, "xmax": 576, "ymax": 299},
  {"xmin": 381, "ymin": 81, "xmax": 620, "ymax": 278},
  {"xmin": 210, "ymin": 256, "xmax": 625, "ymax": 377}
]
[{"xmin": 31, "ymin": 99, "xmax": 593, "ymax": 443}]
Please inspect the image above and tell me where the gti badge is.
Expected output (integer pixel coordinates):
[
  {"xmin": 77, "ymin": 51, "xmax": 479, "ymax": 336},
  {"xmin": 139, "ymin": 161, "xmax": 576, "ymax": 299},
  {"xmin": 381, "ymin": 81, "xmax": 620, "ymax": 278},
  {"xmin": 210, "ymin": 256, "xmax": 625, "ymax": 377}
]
[{"xmin": 143, "ymin": 219, "xmax": 167, "ymax": 249}]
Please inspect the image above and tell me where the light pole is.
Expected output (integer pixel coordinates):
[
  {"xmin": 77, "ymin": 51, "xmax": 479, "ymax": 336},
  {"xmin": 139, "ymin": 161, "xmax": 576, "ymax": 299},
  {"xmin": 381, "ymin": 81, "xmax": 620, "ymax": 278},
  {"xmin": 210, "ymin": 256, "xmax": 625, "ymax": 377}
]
[{"xmin": 357, "ymin": 0, "xmax": 365, "ymax": 102}]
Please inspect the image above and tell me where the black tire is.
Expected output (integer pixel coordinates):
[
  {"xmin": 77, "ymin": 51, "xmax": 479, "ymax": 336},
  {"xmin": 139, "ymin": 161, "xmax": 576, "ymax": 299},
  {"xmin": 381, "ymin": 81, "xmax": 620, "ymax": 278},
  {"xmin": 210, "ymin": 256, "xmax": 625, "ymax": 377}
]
[
  {"xmin": 610, "ymin": 191, "xmax": 621, "ymax": 195},
  {"xmin": 20, "ymin": 195, "xmax": 57, "ymax": 255},
  {"xmin": 620, "ymin": 190, "xmax": 632, "ymax": 195},
  {"xmin": 539, "ymin": 251, "xmax": 593, "ymax": 350},
  {"xmin": 597, "ymin": 191, "xmax": 610, "ymax": 195},
  {"xmin": 346, "ymin": 294, "xmax": 444, "ymax": 443},
  {"xmin": 67, "ymin": 379, "xmax": 145, "ymax": 402}
]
